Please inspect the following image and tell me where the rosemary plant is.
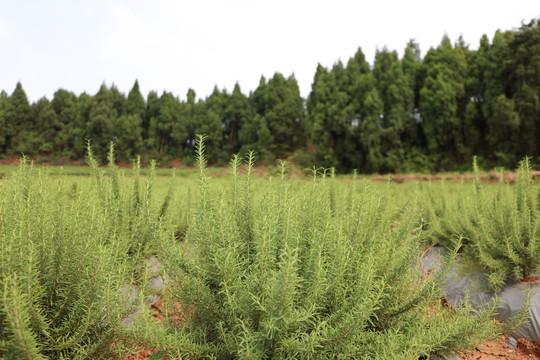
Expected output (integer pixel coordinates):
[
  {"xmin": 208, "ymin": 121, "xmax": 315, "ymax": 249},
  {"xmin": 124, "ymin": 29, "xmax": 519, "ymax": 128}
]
[
  {"xmin": 0, "ymin": 158, "xmax": 130, "ymax": 359},
  {"xmin": 0, "ymin": 143, "xmax": 179, "ymax": 359},
  {"xmin": 426, "ymin": 157, "xmax": 540, "ymax": 291},
  {"xmin": 131, "ymin": 136, "xmax": 500, "ymax": 359}
]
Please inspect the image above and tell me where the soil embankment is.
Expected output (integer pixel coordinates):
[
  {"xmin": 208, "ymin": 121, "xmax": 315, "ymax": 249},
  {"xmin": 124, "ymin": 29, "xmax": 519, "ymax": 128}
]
[{"xmin": 371, "ymin": 171, "xmax": 540, "ymax": 184}]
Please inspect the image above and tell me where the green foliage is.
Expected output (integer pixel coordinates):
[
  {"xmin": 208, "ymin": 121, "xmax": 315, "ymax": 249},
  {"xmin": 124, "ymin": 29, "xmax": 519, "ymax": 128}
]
[
  {"xmin": 308, "ymin": 50, "xmax": 371, "ymax": 170},
  {"xmin": 0, "ymin": 158, "xmax": 130, "ymax": 359},
  {"xmin": 510, "ymin": 18, "xmax": 540, "ymax": 159},
  {"xmin": 360, "ymin": 88, "xmax": 384, "ymax": 172},
  {"xmin": 0, "ymin": 144, "xmax": 189, "ymax": 359},
  {"xmin": 131, "ymin": 138, "xmax": 500, "ymax": 359},
  {"xmin": 86, "ymin": 84, "xmax": 122, "ymax": 161},
  {"xmin": 3, "ymin": 82, "xmax": 33, "ymax": 156},
  {"xmin": 426, "ymin": 157, "xmax": 540, "ymax": 291},
  {"xmin": 243, "ymin": 73, "xmax": 305, "ymax": 162},
  {"xmin": 1, "ymin": 17, "xmax": 540, "ymax": 173},
  {"xmin": 419, "ymin": 36, "xmax": 469, "ymax": 168}
]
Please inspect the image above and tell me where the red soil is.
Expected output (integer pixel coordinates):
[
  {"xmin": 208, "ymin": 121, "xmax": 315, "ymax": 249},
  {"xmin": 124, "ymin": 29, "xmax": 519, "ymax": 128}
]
[
  {"xmin": 460, "ymin": 335, "xmax": 540, "ymax": 359},
  {"xmin": 521, "ymin": 276, "xmax": 540, "ymax": 284},
  {"xmin": 125, "ymin": 296, "xmax": 540, "ymax": 359},
  {"xmin": 123, "ymin": 295, "xmax": 189, "ymax": 360},
  {"xmin": 371, "ymin": 171, "xmax": 540, "ymax": 184}
]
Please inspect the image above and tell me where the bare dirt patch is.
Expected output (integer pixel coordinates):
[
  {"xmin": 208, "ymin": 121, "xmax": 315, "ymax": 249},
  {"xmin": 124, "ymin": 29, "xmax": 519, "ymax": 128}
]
[
  {"xmin": 122, "ymin": 294, "xmax": 189, "ymax": 360},
  {"xmin": 521, "ymin": 276, "xmax": 540, "ymax": 284},
  {"xmin": 460, "ymin": 335, "xmax": 540, "ymax": 359},
  {"xmin": 371, "ymin": 171, "xmax": 540, "ymax": 184}
]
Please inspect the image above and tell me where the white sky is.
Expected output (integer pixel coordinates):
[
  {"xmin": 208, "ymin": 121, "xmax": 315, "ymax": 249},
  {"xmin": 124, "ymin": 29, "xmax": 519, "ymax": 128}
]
[{"xmin": 1, "ymin": 0, "xmax": 539, "ymax": 102}]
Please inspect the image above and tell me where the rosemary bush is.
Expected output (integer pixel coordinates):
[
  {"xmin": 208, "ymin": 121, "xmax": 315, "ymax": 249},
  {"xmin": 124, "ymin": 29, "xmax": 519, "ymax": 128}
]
[
  {"xmin": 0, "ymin": 158, "xmax": 130, "ymax": 359},
  {"xmin": 132, "ymin": 136, "xmax": 500, "ymax": 359},
  {"xmin": 0, "ymin": 143, "xmax": 183, "ymax": 359},
  {"xmin": 426, "ymin": 157, "xmax": 540, "ymax": 291}
]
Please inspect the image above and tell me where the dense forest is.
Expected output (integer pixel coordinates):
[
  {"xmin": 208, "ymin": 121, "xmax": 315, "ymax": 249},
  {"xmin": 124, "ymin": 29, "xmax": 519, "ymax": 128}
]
[{"xmin": 0, "ymin": 18, "xmax": 539, "ymax": 173}]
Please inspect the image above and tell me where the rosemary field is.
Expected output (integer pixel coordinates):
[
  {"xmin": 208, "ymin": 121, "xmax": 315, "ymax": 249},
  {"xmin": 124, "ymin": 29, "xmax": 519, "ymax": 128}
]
[{"xmin": 3, "ymin": 141, "xmax": 536, "ymax": 359}]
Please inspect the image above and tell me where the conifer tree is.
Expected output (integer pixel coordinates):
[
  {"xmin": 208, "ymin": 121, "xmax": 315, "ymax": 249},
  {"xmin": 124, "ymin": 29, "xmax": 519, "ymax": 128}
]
[
  {"xmin": 309, "ymin": 49, "xmax": 371, "ymax": 170},
  {"xmin": 479, "ymin": 30, "xmax": 518, "ymax": 166},
  {"xmin": 126, "ymin": 80, "xmax": 146, "ymax": 119},
  {"xmin": 381, "ymin": 59, "xmax": 416, "ymax": 171},
  {"xmin": 32, "ymin": 97, "xmax": 57, "ymax": 154},
  {"xmin": 509, "ymin": 18, "xmax": 540, "ymax": 159},
  {"xmin": 144, "ymin": 91, "xmax": 160, "ymax": 153},
  {"xmin": 87, "ymin": 84, "xmax": 119, "ymax": 161},
  {"xmin": 70, "ymin": 92, "xmax": 93, "ymax": 158},
  {"xmin": 419, "ymin": 36, "xmax": 468, "ymax": 168},
  {"xmin": 360, "ymin": 88, "xmax": 384, "ymax": 172},
  {"xmin": 373, "ymin": 47, "xmax": 399, "ymax": 114},
  {"xmin": 154, "ymin": 91, "xmax": 182, "ymax": 157},
  {"xmin": 309, "ymin": 64, "xmax": 340, "ymax": 168},
  {"xmin": 0, "ymin": 91, "xmax": 8, "ymax": 153},
  {"xmin": 224, "ymin": 83, "xmax": 252, "ymax": 155},
  {"xmin": 4, "ymin": 82, "xmax": 32, "ymax": 155},
  {"xmin": 115, "ymin": 81, "xmax": 145, "ymax": 160},
  {"xmin": 249, "ymin": 73, "xmax": 305, "ymax": 161},
  {"xmin": 50, "ymin": 89, "xmax": 78, "ymax": 157}
]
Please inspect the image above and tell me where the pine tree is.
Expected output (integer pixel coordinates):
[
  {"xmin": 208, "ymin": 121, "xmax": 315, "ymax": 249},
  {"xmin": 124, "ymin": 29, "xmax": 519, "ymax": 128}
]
[
  {"xmin": 115, "ymin": 81, "xmax": 146, "ymax": 160},
  {"xmin": 51, "ymin": 89, "xmax": 78, "ymax": 157},
  {"xmin": 419, "ymin": 36, "xmax": 468, "ymax": 168},
  {"xmin": 87, "ymin": 84, "xmax": 119, "ymax": 161},
  {"xmin": 360, "ymin": 88, "xmax": 384, "ymax": 172},
  {"xmin": 309, "ymin": 49, "xmax": 371, "ymax": 170},
  {"xmin": 224, "ymin": 83, "xmax": 252, "ymax": 155},
  {"xmin": 249, "ymin": 73, "xmax": 305, "ymax": 161},
  {"xmin": 0, "ymin": 91, "xmax": 8, "ymax": 153},
  {"xmin": 480, "ymin": 30, "xmax": 518, "ymax": 166},
  {"xmin": 381, "ymin": 58, "xmax": 416, "ymax": 172},
  {"xmin": 126, "ymin": 80, "xmax": 146, "ymax": 119},
  {"xmin": 4, "ymin": 82, "xmax": 32, "ymax": 155},
  {"xmin": 33, "ymin": 97, "xmax": 57, "ymax": 154},
  {"xmin": 510, "ymin": 18, "xmax": 540, "ymax": 159}
]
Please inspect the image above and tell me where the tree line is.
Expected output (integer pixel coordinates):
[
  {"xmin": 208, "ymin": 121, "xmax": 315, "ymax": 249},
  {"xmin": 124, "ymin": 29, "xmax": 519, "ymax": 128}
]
[{"xmin": 0, "ymin": 18, "xmax": 538, "ymax": 172}]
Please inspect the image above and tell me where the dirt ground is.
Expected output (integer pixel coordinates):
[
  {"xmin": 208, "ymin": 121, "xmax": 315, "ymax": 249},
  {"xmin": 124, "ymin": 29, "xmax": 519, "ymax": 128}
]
[
  {"xmin": 460, "ymin": 335, "xmax": 540, "ymax": 359},
  {"xmin": 124, "ymin": 298, "xmax": 540, "ymax": 360},
  {"xmin": 370, "ymin": 171, "xmax": 540, "ymax": 184},
  {"xmin": 126, "ymin": 334, "xmax": 540, "ymax": 360}
]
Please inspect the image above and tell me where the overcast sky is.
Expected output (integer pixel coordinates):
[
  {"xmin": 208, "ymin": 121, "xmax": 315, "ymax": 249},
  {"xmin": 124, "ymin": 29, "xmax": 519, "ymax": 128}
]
[{"xmin": 1, "ymin": 0, "xmax": 539, "ymax": 102}]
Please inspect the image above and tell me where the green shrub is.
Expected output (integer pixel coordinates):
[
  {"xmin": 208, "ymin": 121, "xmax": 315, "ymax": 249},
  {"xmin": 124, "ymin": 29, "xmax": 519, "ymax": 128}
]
[
  {"xmin": 0, "ymin": 158, "xmax": 130, "ymax": 359},
  {"xmin": 0, "ymin": 143, "xmax": 181, "ymax": 359},
  {"xmin": 131, "ymin": 136, "xmax": 500, "ymax": 359},
  {"xmin": 470, "ymin": 157, "xmax": 540, "ymax": 289},
  {"xmin": 423, "ymin": 179, "xmax": 477, "ymax": 249},
  {"xmin": 425, "ymin": 157, "xmax": 540, "ymax": 291}
]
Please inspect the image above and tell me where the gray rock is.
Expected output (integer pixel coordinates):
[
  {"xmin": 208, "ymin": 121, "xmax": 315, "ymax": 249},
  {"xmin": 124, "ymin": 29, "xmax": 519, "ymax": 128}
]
[
  {"xmin": 420, "ymin": 246, "xmax": 447, "ymax": 274},
  {"xmin": 122, "ymin": 308, "xmax": 141, "ymax": 328},
  {"xmin": 430, "ymin": 353, "xmax": 462, "ymax": 360},
  {"xmin": 120, "ymin": 284, "xmax": 140, "ymax": 309},
  {"xmin": 496, "ymin": 283, "xmax": 540, "ymax": 344},
  {"xmin": 504, "ymin": 335, "xmax": 517, "ymax": 349},
  {"xmin": 120, "ymin": 282, "xmax": 161, "ymax": 328},
  {"xmin": 148, "ymin": 275, "xmax": 166, "ymax": 293},
  {"xmin": 442, "ymin": 266, "xmax": 494, "ymax": 309},
  {"xmin": 420, "ymin": 248, "xmax": 540, "ymax": 345},
  {"xmin": 146, "ymin": 256, "xmax": 163, "ymax": 275},
  {"xmin": 439, "ymin": 262, "xmax": 540, "ymax": 345},
  {"xmin": 145, "ymin": 294, "xmax": 160, "ymax": 306}
]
